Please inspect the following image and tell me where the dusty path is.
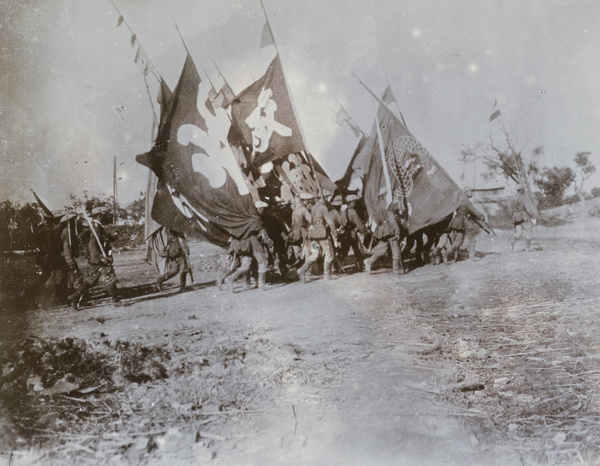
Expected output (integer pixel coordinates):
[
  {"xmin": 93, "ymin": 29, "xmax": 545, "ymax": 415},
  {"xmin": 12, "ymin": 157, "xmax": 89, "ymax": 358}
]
[{"xmin": 2, "ymin": 218, "xmax": 600, "ymax": 465}]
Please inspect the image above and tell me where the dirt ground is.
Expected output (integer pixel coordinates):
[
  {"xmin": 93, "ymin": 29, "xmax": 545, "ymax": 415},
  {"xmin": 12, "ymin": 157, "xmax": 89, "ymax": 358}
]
[{"xmin": 1, "ymin": 217, "xmax": 600, "ymax": 465}]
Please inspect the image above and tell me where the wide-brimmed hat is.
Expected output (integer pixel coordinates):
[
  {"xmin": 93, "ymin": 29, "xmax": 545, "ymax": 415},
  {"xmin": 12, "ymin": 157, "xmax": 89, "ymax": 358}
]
[
  {"xmin": 299, "ymin": 192, "xmax": 314, "ymax": 200},
  {"xmin": 346, "ymin": 194, "xmax": 360, "ymax": 202},
  {"xmin": 91, "ymin": 206, "xmax": 110, "ymax": 216},
  {"xmin": 330, "ymin": 197, "xmax": 343, "ymax": 206},
  {"xmin": 255, "ymin": 200, "xmax": 268, "ymax": 209},
  {"xmin": 378, "ymin": 186, "xmax": 387, "ymax": 196},
  {"xmin": 59, "ymin": 212, "xmax": 77, "ymax": 223}
]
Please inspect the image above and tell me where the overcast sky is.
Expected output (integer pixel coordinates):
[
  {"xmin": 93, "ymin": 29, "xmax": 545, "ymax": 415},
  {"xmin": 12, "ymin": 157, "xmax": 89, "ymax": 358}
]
[{"xmin": 1, "ymin": 0, "xmax": 600, "ymax": 209}]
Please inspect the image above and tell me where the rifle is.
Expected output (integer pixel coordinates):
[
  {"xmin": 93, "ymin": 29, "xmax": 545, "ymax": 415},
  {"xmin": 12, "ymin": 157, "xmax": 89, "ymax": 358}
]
[
  {"xmin": 329, "ymin": 233, "xmax": 345, "ymax": 274},
  {"xmin": 471, "ymin": 216, "xmax": 500, "ymax": 241},
  {"xmin": 81, "ymin": 211, "xmax": 108, "ymax": 260}
]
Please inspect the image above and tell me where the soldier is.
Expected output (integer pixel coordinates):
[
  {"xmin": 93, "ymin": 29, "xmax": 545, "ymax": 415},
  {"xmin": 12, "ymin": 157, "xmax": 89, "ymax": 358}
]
[
  {"xmin": 215, "ymin": 236, "xmax": 239, "ymax": 291},
  {"xmin": 322, "ymin": 190, "xmax": 334, "ymax": 204},
  {"xmin": 328, "ymin": 195, "xmax": 344, "ymax": 273},
  {"xmin": 328, "ymin": 195, "xmax": 343, "ymax": 230},
  {"xmin": 297, "ymin": 192, "xmax": 339, "ymax": 282},
  {"xmin": 338, "ymin": 194, "xmax": 368, "ymax": 272},
  {"xmin": 363, "ymin": 187, "xmax": 402, "ymax": 275},
  {"xmin": 226, "ymin": 201, "xmax": 272, "ymax": 292},
  {"xmin": 82, "ymin": 206, "xmax": 121, "ymax": 307},
  {"xmin": 444, "ymin": 188, "xmax": 486, "ymax": 263},
  {"xmin": 510, "ymin": 185, "xmax": 537, "ymax": 251},
  {"xmin": 60, "ymin": 212, "xmax": 87, "ymax": 311},
  {"xmin": 423, "ymin": 216, "xmax": 452, "ymax": 265},
  {"xmin": 156, "ymin": 228, "xmax": 191, "ymax": 293},
  {"xmin": 257, "ymin": 200, "xmax": 290, "ymax": 281},
  {"xmin": 430, "ymin": 189, "xmax": 485, "ymax": 265},
  {"xmin": 34, "ymin": 212, "xmax": 68, "ymax": 307},
  {"xmin": 287, "ymin": 193, "xmax": 313, "ymax": 268}
]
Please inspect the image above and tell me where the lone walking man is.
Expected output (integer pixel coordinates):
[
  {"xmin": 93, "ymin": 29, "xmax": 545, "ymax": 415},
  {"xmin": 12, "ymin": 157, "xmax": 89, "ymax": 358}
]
[{"xmin": 510, "ymin": 185, "xmax": 538, "ymax": 252}]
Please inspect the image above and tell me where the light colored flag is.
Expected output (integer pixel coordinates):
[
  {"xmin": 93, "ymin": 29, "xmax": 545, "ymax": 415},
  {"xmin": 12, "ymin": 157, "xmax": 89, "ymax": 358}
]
[
  {"xmin": 213, "ymin": 82, "xmax": 235, "ymax": 109},
  {"xmin": 335, "ymin": 106, "xmax": 361, "ymax": 137}
]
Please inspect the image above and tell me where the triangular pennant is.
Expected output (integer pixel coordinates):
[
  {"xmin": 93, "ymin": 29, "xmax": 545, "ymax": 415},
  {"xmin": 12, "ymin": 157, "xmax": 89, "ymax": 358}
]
[
  {"xmin": 489, "ymin": 99, "xmax": 501, "ymax": 121},
  {"xmin": 260, "ymin": 22, "xmax": 276, "ymax": 49}
]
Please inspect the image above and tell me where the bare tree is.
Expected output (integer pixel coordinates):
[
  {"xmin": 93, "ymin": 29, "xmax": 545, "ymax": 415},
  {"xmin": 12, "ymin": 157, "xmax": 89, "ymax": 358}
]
[
  {"xmin": 460, "ymin": 124, "xmax": 542, "ymax": 188},
  {"xmin": 460, "ymin": 121, "xmax": 541, "ymax": 216}
]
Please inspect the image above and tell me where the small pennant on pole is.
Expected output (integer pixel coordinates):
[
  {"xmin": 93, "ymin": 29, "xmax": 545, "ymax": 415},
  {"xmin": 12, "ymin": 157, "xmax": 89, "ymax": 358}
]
[{"xmin": 260, "ymin": 22, "xmax": 275, "ymax": 49}]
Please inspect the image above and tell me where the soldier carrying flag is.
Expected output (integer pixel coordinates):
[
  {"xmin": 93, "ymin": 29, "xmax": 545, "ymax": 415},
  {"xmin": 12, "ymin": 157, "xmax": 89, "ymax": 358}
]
[
  {"xmin": 363, "ymin": 187, "xmax": 403, "ymax": 275},
  {"xmin": 81, "ymin": 206, "xmax": 122, "ymax": 307}
]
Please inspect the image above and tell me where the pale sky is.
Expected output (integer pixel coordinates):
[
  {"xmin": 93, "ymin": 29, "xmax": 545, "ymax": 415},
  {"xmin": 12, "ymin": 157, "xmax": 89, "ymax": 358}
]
[{"xmin": 1, "ymin": 0, "xmax": 600, "ymax": 209}]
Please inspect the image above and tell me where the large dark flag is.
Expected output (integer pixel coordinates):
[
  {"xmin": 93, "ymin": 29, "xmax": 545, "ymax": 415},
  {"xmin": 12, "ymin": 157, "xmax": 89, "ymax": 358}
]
[
  {"xmin": 361, "ymin": 85, "xmax": 463, "ymax": 235},
  {"xmin": 229, "ymin": 55, "xmax": 306, "ymax": 167},
  {"xmin": 144, "ymin": 78, "xmax": 192, "ymax": 239},
  {"xmin": 137, "ymin": 54, "xmax": 261, "ymax": 246},
  {"xmin": 157, "ymin": 77, "xmax": 173, "ymax": 131}
]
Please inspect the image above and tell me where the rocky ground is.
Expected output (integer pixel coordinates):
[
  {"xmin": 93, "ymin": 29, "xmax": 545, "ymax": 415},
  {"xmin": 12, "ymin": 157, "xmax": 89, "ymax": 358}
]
[{"xmin": 1, "ymin": 217, "xmax": 600, "ymax": 465}]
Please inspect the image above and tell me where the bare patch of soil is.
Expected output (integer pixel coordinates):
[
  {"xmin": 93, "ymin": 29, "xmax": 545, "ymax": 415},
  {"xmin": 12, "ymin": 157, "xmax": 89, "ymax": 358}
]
[{"xmin": 1, "ymin": 218, "xmax": 600, "ymax": 465}]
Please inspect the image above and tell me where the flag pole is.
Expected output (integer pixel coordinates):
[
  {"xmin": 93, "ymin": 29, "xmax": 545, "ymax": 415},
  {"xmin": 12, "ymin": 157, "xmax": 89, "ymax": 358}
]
[
  {"xmin": 210, "ymin": 56, "xmax": 231, "ymax": 90},
  {"xmin": 113, "ymin": 156, "xmax": 118, "ymax": 224},
  {"xmin": 110, "ymin": 0, "xmax": 160, "ymax": 82},
  {"xmin": 258, "ymin": 0, "xmax": 312, "ymax": 176},
  {"xmin": 353, "ymin": 72, "xmax": 401, "ymax": 127},
  {"xmin": 172, "ymin": 21, "xmax": 230, "ymax": 125},
  {"xmin": 374, "ymin": 111, "xmax": 393, "ymax": 208},
  {"xmin": 354, "ymin": 72, "xmax": 463, "ymax": 192},
  {"xmin": 110, "ymin": 0, "xmax": 161, "ymax": 131},
  {"xmin": 382, "ymin": 69, "xmax": 409, "ymax": 128},
  {"xmin": 334, "ymin": 99, "xmax": 366, "ymax": 137},
  {"xmin": 172, "ymin": 19, "xmax": 192, "ymax": 57},
  {"xmin": 258, "ymin": 0, "xmax": 332, "ymax": 214},
  {"xmin": 30, "ymin": 189, "xmax": 54, "ymax": 219}
]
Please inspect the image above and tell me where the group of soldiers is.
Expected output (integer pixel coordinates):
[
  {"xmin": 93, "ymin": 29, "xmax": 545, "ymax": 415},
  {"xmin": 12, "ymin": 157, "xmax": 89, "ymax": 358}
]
[
  {"xmin": 214, "ymin": 184, "xmax": 538, "ymax": 293},
  {"xmin": 35, "ymin": 206, "xmax": 121, "ymax": 310},
  {"xmin": 214, "ymin": 190, "xmax": 367, "ymax": 292},
  {"xmin": 33, "ymin": 184, "xmax": 538, "ymax": 308}
]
